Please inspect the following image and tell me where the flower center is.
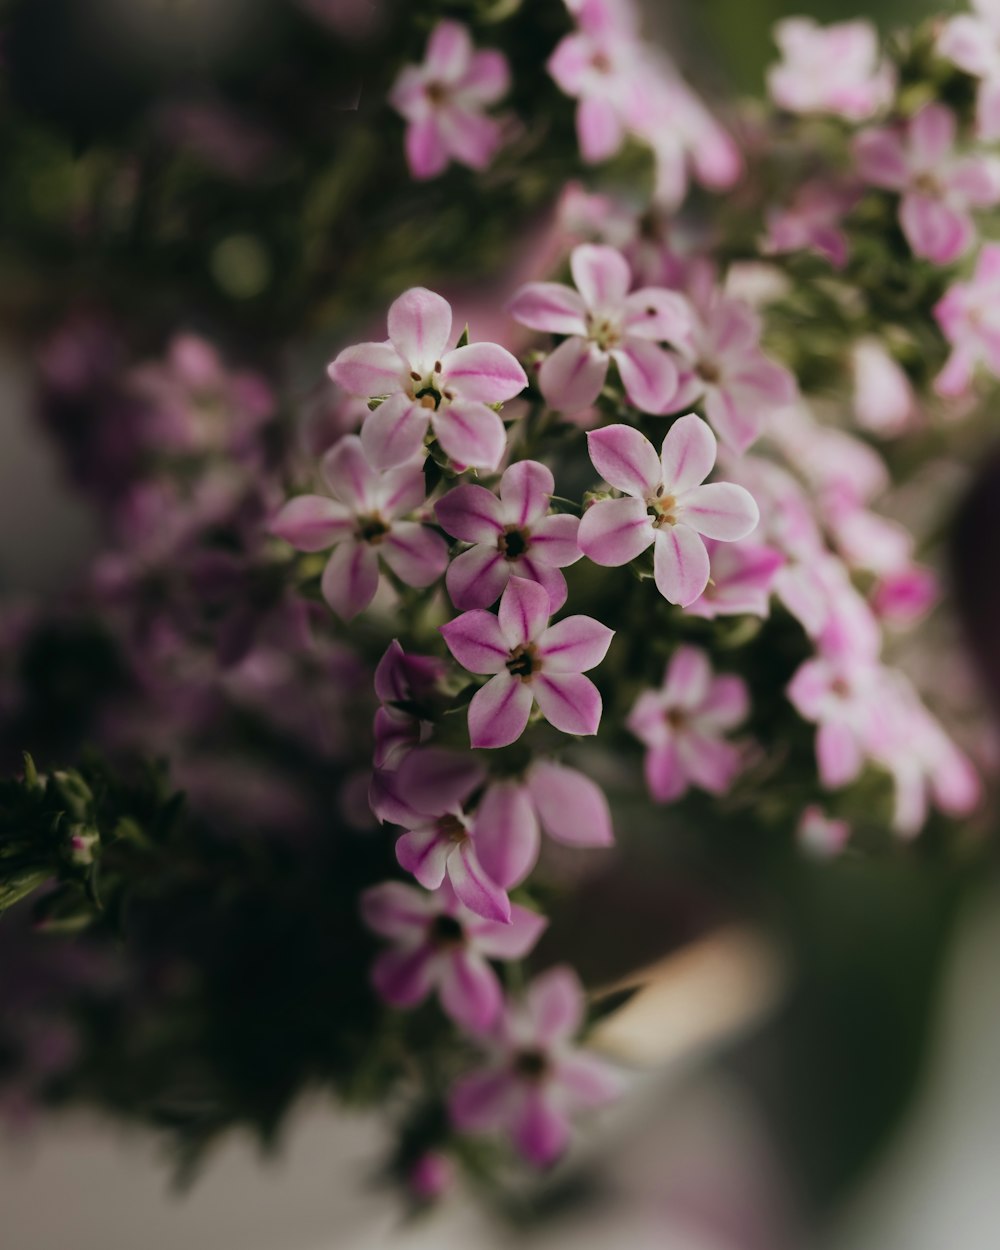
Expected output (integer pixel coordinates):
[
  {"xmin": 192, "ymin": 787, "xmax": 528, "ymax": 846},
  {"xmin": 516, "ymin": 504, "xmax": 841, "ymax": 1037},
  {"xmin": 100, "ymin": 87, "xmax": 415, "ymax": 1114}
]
[
  {"xmin": 665, "ymin": 707, "xmax": 687, "ymax": 729},
  {"xmin": 647, "ymin": 487, "xmax": 679, "ymax": 528},
  {"xmin": 506, "ymin": 642, "xmax": 540, "ymax": 681},
  {"xmin": 436, "ymin": 813, "xmax": 469, "ymax": 843},
  {"xmin": 697, "ymin": 359, "xmax": 721, "ymax": 384},
  {"xmin": 912, "ymin": 170, "xmax": 941, "ymax": 197},
  {"xmin": 586, "ymin": 313, "xmax": 622, "ymax": 351},
  {"xmin": 428, "ymin": 913, "xmax": 465, "ymax": 949},
  {"xmin": 590, "ymin": 51, "xmax": 612, "ymax": 74},
  {"xmin": 425, "ymin": 81, "xmax": 449, "ymax": 106},
  {"xmin": 497, "ymin": 526, "xmax": 530, "ymax": 561},
  {"xmin": 356, "ymin": 513, "xmax": 390, "ymax": 544},
  {"xmin": 409, "ymin": 363, "xmax": 451, "ymax": 410},
  {"xmin": 513, "ymin": 1048, "xmax": 550, "ymax": 1081}
]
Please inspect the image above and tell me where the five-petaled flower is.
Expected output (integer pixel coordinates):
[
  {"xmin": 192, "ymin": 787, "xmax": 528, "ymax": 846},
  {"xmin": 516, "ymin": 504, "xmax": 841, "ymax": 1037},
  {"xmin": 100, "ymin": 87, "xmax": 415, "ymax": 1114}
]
[
  {"xmin": 330, "ymin": 287, "xmax": 527, "ymax": 472},
  {"xmin": 435, "ymin": 460, "xmax": 582, "ymax": 611},
  {"xmin": 361, "ymin": 880, "xmax": 546, "ymax": 1035},
  {"xmin": 627, "ymin": 645, "xmax": 750, "ymax": 802},
  {"xmin": 373, "ymin": 640, "xmax": 448, "ymax": 770},
  {"xmin": 508, "ymin": 243, "xmax": 689, "ymax": 415},
  {"xmin": 271, "ymin": 435, "xmax": 448, "ymax": 621},
  {"xmin": 440, "ymin": 576, "xmax": 614, "ymax": 749},
  {"xmin": 853, "ymin": 104, "xmax": 1000, "ymax": 266},
  {"xmin": 448, "ymin": 965, "xmax": 621, "ymax": 1168},
  {"xmin": 578, "ymin": 414, "xmax": 759, "ymax": 607},
  {"xmin": 767, "ymin": 17, "xmax": 894, "ymax": 121},
  {"xmin": 389, "ymin": 20, "xmax": 510, "ymax": 180}
]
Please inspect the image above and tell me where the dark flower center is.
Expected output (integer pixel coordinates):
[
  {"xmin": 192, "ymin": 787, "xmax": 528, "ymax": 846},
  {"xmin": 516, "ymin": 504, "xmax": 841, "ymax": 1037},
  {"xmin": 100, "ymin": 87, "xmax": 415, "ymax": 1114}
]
[
  {"xmin": 357, "ymin": 514, "xmax": 390, "ymax": 544},
  {"xmin": 425, "ymin": 81, "xmax": 448, "ymax": 105},
  {"xmin": 697, "ymin": 359, "xmax": 721, "ymax": 384},
  {"xmin": 436, "ymin": 813, "xmax": 468, "ymax": 843},
  {"xmin": 665, "ymin": 707, "xmax": 686, "ymax": 729},
  {"xmin": 428, "ymin": 913, "xmax": 465, "ymax": 949},
  {"xmin": 513, "ymin": 1048, "xmax": 550, "ymax": 1080},
  {"xmin": 506, "ymin": 643, "xmax": 540, "ymax": 681},
  {"xmin": 498, "ymin": 526, "xmax": 530, "ymax": 560}
]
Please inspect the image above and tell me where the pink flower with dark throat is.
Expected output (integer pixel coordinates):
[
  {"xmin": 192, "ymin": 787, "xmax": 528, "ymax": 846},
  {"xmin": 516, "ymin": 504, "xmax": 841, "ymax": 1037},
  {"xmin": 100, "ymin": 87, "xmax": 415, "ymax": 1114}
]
[
  {"xmin": 627, "ymin": 646, "xmax": 749, "ymax": 802},
  {"xmin": 373, "ymin": 641, "xmax": 448, "ymax": 769},
  {"xmin": 853, "ymin": 104, "xmax": 1000, "ymax": 266},
  {"xmin": 361, "ymin": 881, "xmax": 546, "ymax": 1034},
  {"xmin": 440, "ymin": 576, "xmax": 614, "ymax": 749},
  {"xmin": 389, "ymin": 20, "xmax": 510, "ymax": 180},
  {"xmin": 449, "ymin": 965, "xmax": 621, "ymax": 1168},
  {"xmin": 767, "ymin": 18, "xmax": 894, "ymax": 121},
  {"xmin": 508, "ymin": 243, "xmax": 689, "ymax": 414},
  {"xmin": 330, "ymin": 287, "xmax": 526, "ymax": 471},
  {"xmin": 271, "ymin": 435, "xmax": 448, "ymax": 621},
  {"xmin": 578, "ymin": 415, "xmax": 759, "ymax": 607},
  {"xmin": 435, "ymin": 460, "xmax": 582, "ymax": 611}
]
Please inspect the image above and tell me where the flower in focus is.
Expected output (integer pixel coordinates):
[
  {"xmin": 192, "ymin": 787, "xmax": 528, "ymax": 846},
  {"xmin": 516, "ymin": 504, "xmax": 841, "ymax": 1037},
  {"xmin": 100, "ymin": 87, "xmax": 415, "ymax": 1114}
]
[
  {"xmin": 389, "ymin": 20, "xmax": 510, "ymax": 179},
  {"xmin": 472, "ymin": 760, "xmax": 614, "ymax": 888},
  {"xmin": 373, "ymin": 641, "xmax": 449, "ymax": 769},
  {"xmin": 578, "ymin": 415, "xmax": 759, "ymax": 607},
  {"xmin": 934, "ymin": 243, "xmax": 1000, "ymax": 396},
  {"xmin": 685, "ymin": 538, "xmax": 784, "ymax": 620},
  {"xmin": 938, "ymin": 1, "xmax": 1000, "ymax": 141},
  {"xmin": 435, "ymin": 460, "xmax": 582, "ymax": 611},
  {"xmin": 627, "ymin": 646, "xmax": 749, "ymax": 802},
  {"xmin": 360, "ymin": 880, "xmax": 546, "ymax": 1033},
  {"xmin": 508, "ymin": 243, "xmax": 689, "ymax": 414},
  {"xmin": 853, "ymin": 104, "xmax": 1000, "ymax": 266},
  {"xmin": 440, "ymin": 576, "xmax": 614, "ymax": 749},
  {"xmin": 448, "ymin": 965, "xmax": 621, "ymax": 1168},
  {"xmin": 330, "ymin": 287, "xmax": 526, "ymax": 471},
  {"xmin": 270, "ymin": 435, "xmax": 448, "ymax": 621},
  {"xmin": 767, "ymin": 17, "xmax": 894, "ymax": 121}
]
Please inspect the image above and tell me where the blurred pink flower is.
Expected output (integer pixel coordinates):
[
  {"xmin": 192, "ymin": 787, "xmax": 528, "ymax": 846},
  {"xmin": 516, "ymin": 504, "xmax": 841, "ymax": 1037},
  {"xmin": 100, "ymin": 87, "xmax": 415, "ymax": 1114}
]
[
  {"xmin": 767, "ymin": 17, "xmax": 894, "ymax": 120},
  {"xmin": 373, "ymin": 640, "xmax": 448, "ymax": 770},
  {"xmin": 851, "ymin": 338, "xmax": 918, "ymax": 435},
  {"xmin": 934, "ymin": 243, "xmax": 1000, "ymax": 396},
  {"xmin": 764, "ymin": 179, "xmax": 860, "ymax": 269},
  {"xmin": 938, "ymin": 0, "xmax": 1000, "ymax": 140},
  {"xmin": 797, "ymin": 806, "xmax": 851, "ymax": 858},
  {"xmin": 685, "ymin": 538, "xmax": 784, "ymax": 620}
]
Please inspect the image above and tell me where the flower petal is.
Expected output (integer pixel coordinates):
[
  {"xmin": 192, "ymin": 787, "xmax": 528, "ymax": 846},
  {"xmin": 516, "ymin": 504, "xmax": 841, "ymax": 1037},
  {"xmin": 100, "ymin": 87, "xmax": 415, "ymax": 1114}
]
[
  {"xmin": 431, "ymin": 400, "xmax": 507, "ymax": 471},
  {"xmin": 329, "ymin": 340, "xmax": 406, "ymax": 397},
  {"xmin": 449, "ymin": 1068, "xmax": 512, "ymax": 1132},
  {"xmin": 899, "ymin": 193, "xmax": 973, "ymax": 265},
  {"xmin": 359, "ymin": 393, "xmax": 428, "ymax": 470},
  {"xmin": 396, "ymin": 747, "xmax": 486, "ymax": 814},
  {"xmin": 570, "ymin": 243, "xmax": 631, "ymax": 311},
  {"xmin": 665, "ymin": 644, "xmax": 713, "ymax": 708},
  {"xmin": 441, "ymin": 342, "xmax": 527, "ymax": 404},
  {"xmin": 472, "ymin": 780, "xmax": 541, "ymax": 888},
  {"xmin": 435, "ymin": 483, "xmax": 504, "ymax": 542},
  {"xmin": 553, "ymin": 1053, "xmax": 622, "ymax": 1108},
  {"xmin": 699, "ymin": 674, "xmax": 750, "ymax": 730},
  {"xmin": 468, "ymin": 673, "xmax": 534, "ymax": 748},
  {"xmin": 623, "ymin": 288, "xmax": 692, "ymax": 342},
  {"xmin": 659, "ymin": 412, "xmax": 717, "ymax": 493},
  {"xmin": 271, "ymin": 496, "xmax": 353, "ymax": 551},
  {"xmin": 644, "ymin": 741, "xmax": 688, "ymax": 802},
  {"xmin": 440, "ymin": 609, "xmax": 509, "ymax": 674},
  {"xmin": 526, "ymin": 966, "xmax": 584, "ymax": 1045},
  {"xmin": 321, "ymin": 541, "xmax": 379, "ymax": 620},
  {"xmin": 380, "ymin": 522, "xmax": 449, "ymax": 587},
  {"xmin": 425, "ymin": 19, "xmax": 474, "ymax": 82},
  {"xmin": 448, "ymin": 842, "xmax": 511, "ymax": 923},
  {"xmin": 446, "ymin": 544, "xmax": 511, "ymax": 609},
  {"xmin": 704, "ymin": 386, "xmax": 765, "ymax": 455},
  {"xmin": 396, "ymin": 827, "xmax": 449, "ymax": 889},
  {"xmin": 469, "ymin": 903, "xmax": 548, "ymax": 959},
  {"xmin": 526, "ymin": 761, "xmax": 613, "ymax": 847},
  {"xmin": 652, "ymin": 524, "xmax": 711, "ymax": 606},
  {"xmin": 533, "ymin": 673, "xmax": 602, "ymax": 736},
  {"xmin": 360, "ymin": 881, "xmax": 434, "ymax": 939},
  {"xmin": 537, "ymin": 615, "xmax": 614, "ymax": 673},
  {"xmin": 528, "ymin": 513, "xmax": 582, "ymax": 567},
  {"xmin": 538, "ymin": 335, "xmax": 608, "ymax": 413},
  {"xmin": 511, "ymin": 1089, "xmax": 571, "ymax": 1168},
  {"xmin": 439, "ymin": 951, "xmax": 503, "ymax": 1033},
  {"xmin": 498, "ymin": 575, "xmax": 551, "ymax": 647},
  {"xmin": 499, "ymin": 460, "xmax": 554, "ymax": 529},
  {"xmin": 681, "ymin": 482, "xmax": 759, "ymax": 541},
  {"xmin": 371, "ymin": 947, "xmax": 436, "ymax": 1009},
  {"xmin": 405, "ymin": 117, "xmax": 450, "ymax": 180},
  {"xmin": 817, "ymin": 720, "xmax": 863, "ymax": 788},
  {"xmin": 461, "ymin": 49, "xmax": 511, "ymax": 105},
  {"xmin": 437, "ymin": 105, "xmax": 503, "ymax": 171},
  {"xmin": 321, "ymin": 434, "xmax": 379, "ymax": 511},
  {"xmin": 578, "ymin": 496, "xmax": 654, "ymax": 566},
  {"xmin": 517, "ymin": 557, "xmax": 568, "ymax": 613},
  {"xmin": 587, "ymin": 424, "xmax": 660, "ymax": 498},
  {"xmin": 378, "ymin": 459, "xmax": 429, "ymax": 519},
  {"xmin": 611, "ymin": 339, "xmax": 679, "ymax": 414},
  {"xmin": 387, "ymin": 287, "xmax": 453, "ymax": 370},
  {"xmin": 676, "ymin": 730, "xmax": 743, "ymax": 794},
  {"xmin": 577, "ymin": 93, "xmax": 626, "ymax": 163},
  {"xmin": 507, "ymin": 282, "xmax": 588, "ymax": 336}
]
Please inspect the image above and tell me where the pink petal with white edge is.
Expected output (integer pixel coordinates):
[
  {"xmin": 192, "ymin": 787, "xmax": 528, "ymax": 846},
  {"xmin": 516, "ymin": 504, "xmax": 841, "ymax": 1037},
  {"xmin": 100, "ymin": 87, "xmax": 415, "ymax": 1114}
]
[
  {"xmin": 468, "ymin": 673, "xmax": 534, "ymax": 749},
  {"xmin": 533, "ymin": 672, "xmax": 603, "ymax": 736},
  {"xmin": 396, "ymin": 747, "xmax": 486, "ymax": 813},
  {"xmin": 587, "ymin": 423, "xmax": 661, "ymax": 498},
  {"xmin": 538, "ymin": 335, "xmax": 608, "ymax": 413},
  {"xmin": 816, "ymin": 720, "xmax": 864, "ymax": 788},
  {"xmin": 908, "ymin": 103, "xmax": 957, "ymax": 167},
  {"xmin": 439, "ymin": 951, "xmax": 503, "ymax": 1034},
  {"xmin": 472, "ymin": 781, "xmax": 541, "ymax": 888},
  {"xmin": 329, "ymin": 340, "xmax": 406, "ymax": 397},
  {"xmin": 611, "ymin": 339, "xmax": 679, "ymax": 414},
  {"xmin": 440, "ymin": 609, "xmax": 509, "ymax": 674},
  {"xmin": 699, "ymin": 674, "xmax": 750, "ymax": 730},
  {"xmin": 271, "ymin": 496, "xmax": 352, "ymax": 551},
  {"xmin": 852, "ymin": 128, "xmax": 909, "ymax": 190},
  {"xmin": 378, "ymin": 459, "xmax": 428, "ymax": 520},
  {"xmin": 644, "ymin": 741, "xmax": 688, "ymax": 802},
  {"xmin": 653, "ymin": 524, "xmax": 711, "ymax": 606},
  {"xmin": 528, "ymin": 513, "xmax": 582, "ymax": 567},
  {"xmin": 371, "ymin": 947, "xmax": 436, "ymax": 1008},
  {"xmin": 553, "ymin": 1053, "xmax": 622, "ymax": 1107},
  {"xmin": 498, "ymin": 576, "xmax": 551, "ymax": 648},
  {"xmin": 570, "ymin": 243, "xmax": 631, "ymax": 311},
  {"xmin": 578, "ymin": 496, "xmax": 654, "ymax": 566},
  {"xmin": 431, "ymin": 400, "xmax": 507, "ymax": 471},
  {"xmin": 321, "ymin": 434, "xmax": 379, "ymax": 511},
  {"xmin": 470, "ymin": 903, "xmax": 547, "ymax": 960},
  {"xmin": 900, "ymin": 194, "xmax": 972, "ymax": 265},
  {"xmin": 537, "ymin": 616, "xmax": 614, "ymax": 673},
  {"xmin": 441, "ymin": 342, "xmax": 527, "ymax": 405},
  {"xmin": 388, "ymin": 287, "xmax": 453, "ymax": 370},
  {"xmin": 321, "ymin": 540, "xmax": 380, "ymax": 620},
  {"xmin": 461, "ymin": 49, "xmax": 511, "ymax": 105},
  {"xmin": 359, "ymin": 393, "xmax": 428, "ymax": 470},
  {"xmin": 435, "ymin": 483, "xmax": 504, "ymax": 542},
  {"xmin": 665, "ymin": 645, "xmax": 713, "ymax": 709},
  {"xmin": 425, "ymin": 19, "xmax": 474, "ymax": 82},
  {"xmin": 624, "ymin": 289, "xmax": 691, "ymax": 342},
  {"xmin": 437, "ymin": 106, "xmax": 503, "ymax": 170},
  {"xmin": 677, "ymin": 731, "xmax": 743, "ymax": 794},
  {"xmin": 446, "ymin": 545, "xmax": 511, "ymax": 610},
  {"xmin": 526, "ymin": 761, "xmax": 613, "ymax": 847},
  {"xmin": 507, "ymin": 282, "xmax": 588, "ymax": 336},
  {"xmin": 448, "ymin": 842, "xmax": 511, "ymax": 923},
  {"xmin": 681, "ymin": 482, "xmax": 759, "ymax": 541},
  {"xmin": 380, "ymin": 522, "xmax": 449, "ymax": 588},
  {"xmin": 360, "ymin": 881, "xmax": 434, "ymax": 939},
  {"xmin": 396, "ymin": 827, "xmax": 450, "ymax": 890},
  {"xmin": 517, "ymin": 558, "xmax": 568, "ymax": 613},
  {"xmin": 577, "ymin": 94, "xmax": 626, "ymax": 163},
  {"xmin": 512, "ymin": 1090, "xmax": 571, "ymax": 1168},
  {"xmin": 405, "ymin": 116, "xmax": 450, "ymax": 180},
  {"xmin": 526, "ymin": 966, "xmax": 585, "ymax": 1045},
  {"xmin": 499, "ymin": 460, "xmax": 554, "ymax": 529},
  {"xmin": 659, "ymin": 412, "xmax": 717, "ymax": 493},
  {"xmin": 704, "ymin": 386, "xmax": 764, "ymax": 455},
  {"xmin": 449, "ymin": 1068, "xmax": 513, "ymax": 1132}
]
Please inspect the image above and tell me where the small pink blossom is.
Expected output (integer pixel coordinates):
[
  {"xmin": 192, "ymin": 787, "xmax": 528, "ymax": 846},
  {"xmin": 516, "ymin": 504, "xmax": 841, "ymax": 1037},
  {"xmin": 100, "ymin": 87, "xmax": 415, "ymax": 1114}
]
[
  {"xmin": 408, "ymin": 1152, "xmax": 455, "ymax": 1203},
  {"xmin": 373, "ymin": 640, "xmax": 448, "ymax": 769},
  {"xmin": 330, "ymin": 287, "xmax": 527, "ymax": 471},
  {"xmin": 767, "ymin": 18, "xmax": 894, "ymax": 121},
  {"xmin": 764, "ymin": 179, "xmax": 860, "ymax": 270},
  {"xmin": 440, "ymin": 577, "xmax": 614, "ymax": 749},
  {"xmin": 448, "ymin": 965, "xmax": 621, "ymax": 1168},
  {"xmin": 853, "ymin": 104, "xmax": 1000, "ymax": 266},
  {"xmin": 787, "ymin": 655, "xmax": 884, "ymax": 790},
  {"xmin": 508, "ymin": 243, "xmax": 689, "ymax": 414},
  {"xmin": 361, "ymin": 880, "xmax": 546, "ymax": 1034},
  {"xmin": 851, "ymin": 338, "xmax": 917, "ymax": 436},
  {"xmin": 933, "ymin": 243, "xmax": 1000, "ymax": 396},
  {"xmin": 473, "ymin": 760, "xmax": 614, "ymax": 888},
  {"xmin": 797, "ymin": 807, "xmax": 851, "ymax": 858},
  {"xmin": 627, "ymin": 646, "xmax": 749, "ymax": 802},
  {"xmin": 871, "ymin": 566, "xmax": 938, "ymax": 627},
  {"xmin": 578, "ymin": 415, "xmax": 759, "ymax": 607},
  {"xmin": 271, "ymin": 435, "xmax": 448, "ymax": 621},
  {"xmin": 389, "ymin": 20, "xmax": 510, "ymax": 179},
  {"xmin": 685, "ymin": 538, "xmax": 784, "ymax": 620},
  {"xmin": 938, "ymin": 1, "xmax": 1000, "ymax": 141},
  {"xmin": 435, "ymin": 460, "xmax": 582, "ymax": 611}
]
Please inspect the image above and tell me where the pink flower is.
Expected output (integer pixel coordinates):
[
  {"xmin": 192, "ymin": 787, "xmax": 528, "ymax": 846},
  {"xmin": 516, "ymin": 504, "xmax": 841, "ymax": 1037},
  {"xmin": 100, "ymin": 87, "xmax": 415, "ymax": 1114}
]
[
  {"xmin": 373, "ymin": 641, "xmax": 448, "ymax": 769},
  {"xmin": 407, "ymin": 1152, "xmax": 454, "ymax": 1203},
  {"xmin": 764, "ymin": 179, "xmax": 860, "ymax": 270},
  {"xmin": 871, "ymin": 566, "xmax": 938, "ymax": 627},
  {"xmin": 767, "ymin": 18, "xmax": 894, "ymax": 121},
  {"xmin": 389, "ymin": 20, "xmax": 510, "ymax": 179},
  {"xmin": 385, "ymin": 749, "xmax": 511, "ymax": 923},
  {"xmin": 360, "ymin": 880, "xmax": 546, "ymax": 1034},
  {"xmin": 270, "ymin": 435, "xmax": 448, "ymax": 621},
  {"xmin": 435, "ymin": 460, "xmax": 582, "ymax": 611},
  {"xmin": 329, "ymin": 287, "xmax": 527, "ymax": 471},
  {"xmin": 578, "ymin": 415, "xmax": 759, "ymax": 607},
  {"xmin": 627, "ymin": 646, "xmax": 749, "ymax": 802},
  {"xmin": 473, "ymin": 760, "xmax": 614, "ymax": 888},
  {"xmin": 797, "ymin": 807, "xmax": 851, "ymax": 858},
  {"xmin": 853, "ymin": 104, "xmax": 1000, "ymax": 266},
  {"xmin": 685, "ymin": 538, "xmax": 784, "ymax": 620},
  {"xmin": 448, "ymin": 966, "xmax": 621, "ymax": 1168},
  {"xmin": 670, "ymin": 293, "xmax": 797, "ymax": 453},
  {"xmin": 440, "ymin": 577, "xmax": 614, "ymax": 749},
  {"xmin": 934, "ymin": 243, "xmax": 1000, "ymax": 396},
  {"xmin": 787, "ymin": 655, "xmax": 884, "ymax": 789},
  {"xmin": 938, "ymin": 1, "xmax": 1000, "ymax": 141},
  {"xmin": 851, "ymin": 338, "xmax": 917, "ymax": 436},
  {"xmin": 508, "ymin": 243, "xmax": 689, "ymax": 414}
]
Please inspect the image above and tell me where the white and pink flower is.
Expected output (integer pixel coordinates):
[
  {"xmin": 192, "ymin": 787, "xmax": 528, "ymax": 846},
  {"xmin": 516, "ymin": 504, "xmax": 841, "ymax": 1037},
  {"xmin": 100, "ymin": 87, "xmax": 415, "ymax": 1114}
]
[
  {"xmin": 440, "ymin": 576, "xmax": 614, "ymax": 749},
  {"xmin": 934, "ymin": 243, "xmax": 1000, "ymax": 396},
  {"xmin": 389, "ymin": 20, "xmax": 510, "ymax": 180},
  {"xmin": 578, "ymin": 415, "xmax": 759, "ymax": 607},
  {"xmin": 938, "ymin": 0, "xmax": 1000, "ymax": 141},
  {"xmin": 330, "ymin": 287, "xmax": 526, "ymax": 471},
  {"xmin": 685, "ymin": 538, "xmax": 784, "ymax": 620},
  {"xmin": 767, "ymin": 17, "xmax": 894, "ymax": 121},
  {"xmin": 850, "ymin": 338, "xmax": 917, "ymax": 436}
]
